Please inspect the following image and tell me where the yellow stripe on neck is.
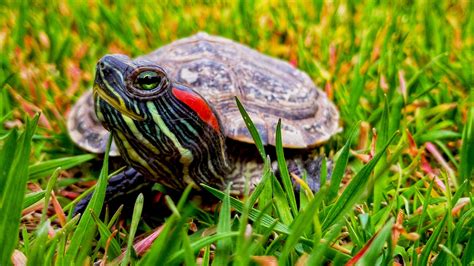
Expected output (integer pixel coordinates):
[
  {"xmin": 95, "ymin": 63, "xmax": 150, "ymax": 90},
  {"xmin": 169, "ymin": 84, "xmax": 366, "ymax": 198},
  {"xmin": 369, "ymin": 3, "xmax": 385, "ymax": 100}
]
[{"xmin": 94, "ymin": 85, "xmax": 144, "ymax": 121}]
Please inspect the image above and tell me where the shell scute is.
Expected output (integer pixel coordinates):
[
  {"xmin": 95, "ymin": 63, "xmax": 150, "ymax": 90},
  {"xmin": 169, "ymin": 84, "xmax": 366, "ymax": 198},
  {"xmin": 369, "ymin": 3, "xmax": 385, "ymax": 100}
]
[{"xmin": 174, "ymin": 59, "xmax": 237, "ymax": 100}]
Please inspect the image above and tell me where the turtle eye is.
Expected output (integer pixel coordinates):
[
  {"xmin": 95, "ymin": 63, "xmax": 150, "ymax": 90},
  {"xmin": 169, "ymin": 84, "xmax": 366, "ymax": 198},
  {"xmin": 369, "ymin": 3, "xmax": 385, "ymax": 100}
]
[{"xmin": 135, "ymin": 71, "xmax": 162, "ymax": 90}]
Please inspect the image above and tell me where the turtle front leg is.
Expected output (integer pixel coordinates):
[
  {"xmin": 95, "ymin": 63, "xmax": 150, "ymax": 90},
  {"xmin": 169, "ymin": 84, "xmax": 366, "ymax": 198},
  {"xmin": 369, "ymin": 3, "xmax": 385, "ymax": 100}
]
[
  {"xmin": 274, "ymin": 156, "xmax": 333, "ymax": 192},
  {"xmin": 73, "ymin": 168, "xmax": 154, "ymax": 215},
  {"xmin": 228, "ymin": 153, "xmax": 332, "ymax": 195}
]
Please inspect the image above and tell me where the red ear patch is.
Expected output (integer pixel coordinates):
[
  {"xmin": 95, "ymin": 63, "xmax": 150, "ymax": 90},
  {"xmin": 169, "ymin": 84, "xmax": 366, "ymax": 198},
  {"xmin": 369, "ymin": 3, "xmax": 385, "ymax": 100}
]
[{"xmin": 172, "ymin": 87, "xmax": 220, "ymax": 132}]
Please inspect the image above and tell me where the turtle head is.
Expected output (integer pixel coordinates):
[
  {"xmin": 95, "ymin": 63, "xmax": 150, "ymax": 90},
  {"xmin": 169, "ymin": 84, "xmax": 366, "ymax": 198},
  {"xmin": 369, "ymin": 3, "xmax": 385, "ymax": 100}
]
[
  {"xmin": 93, "ymin": 54, "xmax": 171, "ymax": 122},
  {"xmin": 93, "ymin": 54, "xmax": 231, "ymax": 190}
]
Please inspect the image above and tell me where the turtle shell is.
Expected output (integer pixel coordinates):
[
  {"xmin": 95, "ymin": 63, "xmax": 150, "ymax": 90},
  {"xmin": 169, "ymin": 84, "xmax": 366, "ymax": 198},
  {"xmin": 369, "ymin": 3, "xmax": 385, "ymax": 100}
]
[
  {"xmin": 68, "ymin": 32, "xmax": 340, "ymax": 154},
  {"xmin": 67, "ymin": 90, "xmax": 120, "ymax": 156}
]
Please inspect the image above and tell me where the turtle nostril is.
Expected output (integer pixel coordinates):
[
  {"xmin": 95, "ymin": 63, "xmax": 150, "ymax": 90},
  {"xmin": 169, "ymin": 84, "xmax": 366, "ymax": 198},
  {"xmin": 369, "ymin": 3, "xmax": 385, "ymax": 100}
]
[{"xmin": 98, "ymin": 61, "xmax": 106, "ymax": 70}]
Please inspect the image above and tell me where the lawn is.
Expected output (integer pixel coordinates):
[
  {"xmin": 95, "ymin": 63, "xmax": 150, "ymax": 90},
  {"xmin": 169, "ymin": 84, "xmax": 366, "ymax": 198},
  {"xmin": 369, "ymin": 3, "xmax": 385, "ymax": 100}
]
[{"xmin": 0, "ymin": 0, "xmax": 473, "ymax": 265}]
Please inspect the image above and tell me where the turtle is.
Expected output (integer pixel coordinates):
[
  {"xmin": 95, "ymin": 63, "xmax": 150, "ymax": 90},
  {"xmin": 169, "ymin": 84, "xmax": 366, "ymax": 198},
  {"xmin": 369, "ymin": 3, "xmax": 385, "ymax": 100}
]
[{"xmin": 68, "ymin": 32, "xmax": 340, "ymax": 213}]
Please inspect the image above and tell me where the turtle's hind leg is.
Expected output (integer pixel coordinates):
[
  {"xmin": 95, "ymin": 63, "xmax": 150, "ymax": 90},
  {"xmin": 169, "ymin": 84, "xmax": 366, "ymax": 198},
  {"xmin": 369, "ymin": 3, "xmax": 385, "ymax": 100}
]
[{"xmin": 73, "ymin": 168, "xmax": 154, "ymax": 216}]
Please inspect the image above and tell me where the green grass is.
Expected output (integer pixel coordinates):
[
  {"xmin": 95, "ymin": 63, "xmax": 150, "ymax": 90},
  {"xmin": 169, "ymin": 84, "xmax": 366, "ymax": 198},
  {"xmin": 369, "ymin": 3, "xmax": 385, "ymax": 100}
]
[{"xmin": 1, "ymin": 0, "xmax": 473, "ymax": 265}]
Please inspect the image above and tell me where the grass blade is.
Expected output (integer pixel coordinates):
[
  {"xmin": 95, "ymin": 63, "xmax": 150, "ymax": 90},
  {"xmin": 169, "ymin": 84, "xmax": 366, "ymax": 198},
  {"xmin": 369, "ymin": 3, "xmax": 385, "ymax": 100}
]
[
  {"xmin": 346, "ymin": 218, "xmax": 394, "ymax": 265},
  {"xmin": 214, "ymin": 186, "xmax": 232, "ymax": 265},
  {"xmin": 419, "ymin": 213, "xmax": 448, "ymax": 265},
  {"xmin": 122, "ymin": 193, "xmax": 144, "ymax": 266},
  {"xmin": 168, "ymin": 232, "xmax": 240, "ymax": 264},
  {"xmin": 139, "ymin": 215, "xmax": 180, "ymax": 264},
  {"xmin": 411, "ymin": 178, "xmax": 436, "ymax": 265},
  {"xmin": 201, "ymin": 246, "xmax": 211, "ymax": 266},
  {"xmin": 140, "ymin": 192, "xmax": 194, "ymax": 264},
  {"xmin": 235, "ymin": 97, "xmax": 266, "ymax": 160},
  {"xmin": 29, "ymin": 154, "xmax": 95, "ymax": 180},
  {"xmin": 203, "ymin": 184, "xmax": 291, "ymax": 235},
  {"xmin": 271, "ymin": 173, "xmax": 294, "ymax": 225},
  {"xmin": 181, "ymin": 228, "xmax": 197, "ymax": 266},
  {"xmin": 90, "ymin": 210, "xmax": 121, "ymax": 259},
  {"xmin": 248, "ymin": 157, "xmax": 272, "ymax": 207},
  {"xmin": 461, "ymin": 228, "xmax": 474, "ymax": 265},
  {"xmin": 373, "ymin": 95, "xmax": 390, "ymax": 211},
  {"xmin": 41, "ymin": 167, "xmax": 60, "ymax": 223},
  {"xmin": 438, "ymin": 245, "xmax": 462, "ymax": 266},
  {"xmin": 279, "ymin": 187, "xmax": 327, "ymax": 264},
  {"xmin": 459, "ymin": 100, "xmax": 473, "ymax": 188},
  {"xmin": 27, "ymin": 220, "xmax": 50, "ymax": 266},
  {"xmin": 275, "ymin": 119, "xmax": 298, "ymax": 217},
  {"xmin": 322, "ymin": 132, "xmax": 398, "ymax": 231},
  {"xmin": 327, "ymin": 123, "xmax": 357, "ymax": 200},
  {"xmin": 65, "ymin": 136, "xmax": 112, "ymax": 262},
  {"xmin": 0, "ymin": 114, "xmax": 38, "ymax": 265},
  {"xmin": 22, "ymin": 191, "xmax": 45, "ymax": 210},
  {"xmin": 0, "ymin": 130, "xmax": 17, "ymax": 198}
]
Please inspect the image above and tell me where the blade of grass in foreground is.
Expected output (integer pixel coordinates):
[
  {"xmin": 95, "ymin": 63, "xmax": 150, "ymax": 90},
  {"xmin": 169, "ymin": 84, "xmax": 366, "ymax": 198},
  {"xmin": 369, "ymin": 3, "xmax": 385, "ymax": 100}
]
[
  {"xmin": 27, "ymin": 220, "xmax": 51, "ymax": 266},
  {"xmin": 140, "ymin": 186, "xmax": 194, "ymax": 264},
  {"xmin": 248, "ymin": 157, "xmax": 272, "ymax": 207},
  {"xmin": 279, "ymin": 187, "xmax": 327, "ymax": 264},
  {"xmin": 411, "ymin": 178, "xmax": 435, "ymax": 265},
  {"xmin": 346, "ymin": 218, "xmax": 394, "ymax": 265},
  {"xmin": 234, "ymin": 188, "xmax": 254, "ymax": 266},
  {"xmin": 121, "ymin": 193, "xmax": 144, "ymax": 266},
  {"xmin": 373, "ymin": 95, "xmax": 390, "ymax": 212},
  {"xmin": 40, "ymin": 167, "xmax": 60, "ymax": 224},
  {"xmin": 0, "ymin": 130, "xmax": 17, "ymax": 199},
  {"xmin": 203, "ymin": 184, "xmax": 291, "ymax": 235},
  {"xmin": 139, "ymin": 207, "xmax": 186, "ymax": 264},
  {"xmin": 202, "ymin": 183, "xmax": 351, "ymax": 261},
  {"xmin": 22, "ymin": 191, "xmax": 45, "ymax": 210},
  {"xmin": 180, "ymin": 227, "xmax": 196, "ymax": 266},
  {"xmin": 90, "ymin": 209, "xmax": 121, "ymax": 259},
  {"xmin": 28, "ymin": 154, "xmax": 95, "ymax": 180},
  {"xmin": 271, "ymin": 172, "xmax": 294, "ymax": 225},
  {"xmin": 235, "ymin": 97, "xmax": 266, "ymax": 160},
  {"xmin": 201, "ymin": 246, "xmax": 211, "ymax": 266},
  {"xmin": 275, "ymin": 119, "xmax": 298, "ymax": 217},
  {"xmin": 307, "ymin": 221, "xmax": 346, "ymax": 264},
  {"xmin": 213, "ymin": 185, "xmax": 232, "ymax": 265},
  {"xmin": 0, "ymin": 114, "xmax": 38, "ymax": 265},
  {"xmin": 167, "ymin": 232, "xmax": 241, "ymax": 264},
  {"xmin": 459, "ymin": 102, "xmax": 473, "ymax": 188},
  {"xmin": 327, "ymin": 123, "xmax": 357, "ymax": 200},
  {"xmin": 460, "ymin": 209, "xmax": 474, "ymax": 264},
  {"xmin": 65, "ymin": 136, "xmax": 112, "ymax": 263},
  {"xmin": 419, "ymin": 213, "xmax": 448, "ymax": 265},
  {"xmin": 322, "ymin": 132, "xmax": 398, "ymax": 231}
]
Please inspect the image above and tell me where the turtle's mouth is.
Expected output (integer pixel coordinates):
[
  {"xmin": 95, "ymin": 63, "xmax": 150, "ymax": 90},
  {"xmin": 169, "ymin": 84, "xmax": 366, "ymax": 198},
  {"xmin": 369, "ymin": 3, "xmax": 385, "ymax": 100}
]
[{"xmin": 93, "ymin": 84, "xmax": 144, "ymax": 121}]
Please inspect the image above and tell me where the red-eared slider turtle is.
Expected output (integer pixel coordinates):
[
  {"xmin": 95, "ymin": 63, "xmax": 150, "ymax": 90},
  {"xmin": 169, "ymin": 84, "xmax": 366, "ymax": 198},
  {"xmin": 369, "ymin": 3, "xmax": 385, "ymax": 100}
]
[{"xmin": 68, "ymin": 33, "xmax": 340, "ymax": 212}]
